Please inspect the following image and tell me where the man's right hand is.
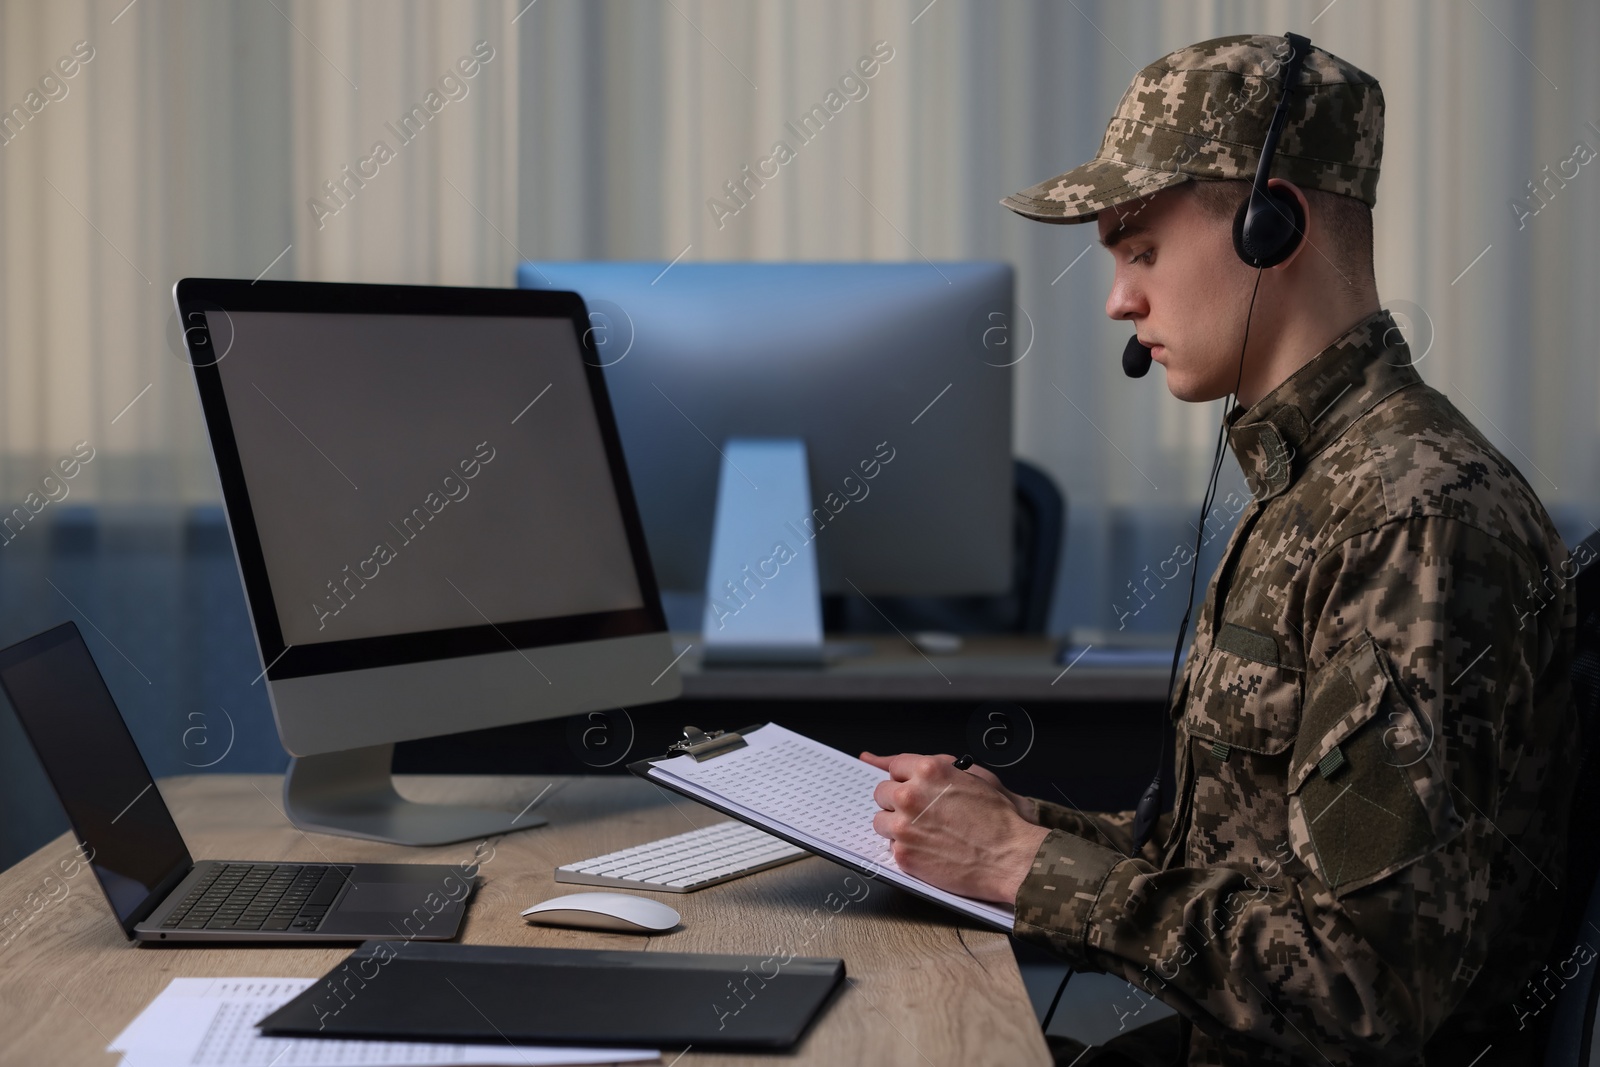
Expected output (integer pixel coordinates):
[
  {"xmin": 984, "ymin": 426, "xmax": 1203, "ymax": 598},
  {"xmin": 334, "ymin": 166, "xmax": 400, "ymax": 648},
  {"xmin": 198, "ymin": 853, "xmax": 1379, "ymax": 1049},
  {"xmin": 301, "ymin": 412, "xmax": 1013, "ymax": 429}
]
[
  {"xmin": 860, "ymin": 752, "xmax": 1039, "ymax": 824},
  {"xmin": 968, "ymin": 765, "xmax": 1040, "ymax": 824}
]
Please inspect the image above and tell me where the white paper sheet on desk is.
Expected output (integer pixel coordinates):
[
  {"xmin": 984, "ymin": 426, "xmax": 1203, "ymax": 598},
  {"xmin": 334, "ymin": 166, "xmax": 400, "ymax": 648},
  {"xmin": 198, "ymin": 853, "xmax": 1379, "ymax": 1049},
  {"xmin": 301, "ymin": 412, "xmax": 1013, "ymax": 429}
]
[
  {"xmin": 106, "ymin": 977, "xmax": 659, "ymax": 1067},
  {"xmin": 646, "ymin": 722, "xmax": 1015, "ymax": 930}
]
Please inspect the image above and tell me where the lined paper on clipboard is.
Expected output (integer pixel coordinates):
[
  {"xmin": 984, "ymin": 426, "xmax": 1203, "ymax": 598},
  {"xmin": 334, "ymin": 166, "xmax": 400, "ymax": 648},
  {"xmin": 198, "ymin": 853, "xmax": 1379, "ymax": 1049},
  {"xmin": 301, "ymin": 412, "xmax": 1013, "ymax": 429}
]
[{"xmin": 638, "ymin": 723, "xmax": 1015, "ymax": 930}]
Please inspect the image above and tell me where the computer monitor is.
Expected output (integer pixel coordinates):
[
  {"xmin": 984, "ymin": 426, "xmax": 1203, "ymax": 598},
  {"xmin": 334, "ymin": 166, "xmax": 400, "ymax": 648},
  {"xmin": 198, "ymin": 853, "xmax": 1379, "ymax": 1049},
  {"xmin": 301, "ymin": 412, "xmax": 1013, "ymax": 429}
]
[
  {"xmin": 516, "ymin": 262, "xmax": 1015, "ymax": 657},
  {"xmin": 177, "ymin": 278, "xmax": 680, "ymax": 845}
]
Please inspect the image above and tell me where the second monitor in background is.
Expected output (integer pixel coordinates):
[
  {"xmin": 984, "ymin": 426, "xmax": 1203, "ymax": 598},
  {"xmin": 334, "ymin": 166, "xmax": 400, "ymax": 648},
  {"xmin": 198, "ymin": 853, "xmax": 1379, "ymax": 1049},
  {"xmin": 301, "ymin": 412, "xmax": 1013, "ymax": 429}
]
[{"xmin": 519, "ymin": 262, "xmax": 1016, "ymax": 661}]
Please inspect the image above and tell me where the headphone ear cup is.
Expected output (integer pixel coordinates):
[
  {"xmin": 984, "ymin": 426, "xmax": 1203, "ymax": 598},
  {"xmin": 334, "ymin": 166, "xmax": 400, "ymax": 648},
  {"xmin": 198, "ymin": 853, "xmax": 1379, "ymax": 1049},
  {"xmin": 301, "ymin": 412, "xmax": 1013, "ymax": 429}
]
[
  {"xmin": 1232, "ymin": 186, "xmax": 1306, "ymax": 269},
  {"xmin": 1230, "ymin": 195, "xmax": 1254, "ymax": 264}
]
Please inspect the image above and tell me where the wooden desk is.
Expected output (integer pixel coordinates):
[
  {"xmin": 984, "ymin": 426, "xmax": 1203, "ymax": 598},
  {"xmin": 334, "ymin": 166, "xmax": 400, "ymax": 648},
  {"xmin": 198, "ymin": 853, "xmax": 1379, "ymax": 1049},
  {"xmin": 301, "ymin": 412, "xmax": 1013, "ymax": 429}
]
[{"xmin": 0, "ymin": 773, "xmax": 1050, "ymax": 1066}]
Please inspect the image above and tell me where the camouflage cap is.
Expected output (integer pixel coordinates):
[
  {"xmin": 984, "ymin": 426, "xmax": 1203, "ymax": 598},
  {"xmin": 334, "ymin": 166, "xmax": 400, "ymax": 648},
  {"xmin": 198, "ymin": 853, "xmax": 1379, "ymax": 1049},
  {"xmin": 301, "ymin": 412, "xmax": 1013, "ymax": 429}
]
[{"xmin": 1001, "ymin": 34, "xmax": 1384, "ymax": 225}]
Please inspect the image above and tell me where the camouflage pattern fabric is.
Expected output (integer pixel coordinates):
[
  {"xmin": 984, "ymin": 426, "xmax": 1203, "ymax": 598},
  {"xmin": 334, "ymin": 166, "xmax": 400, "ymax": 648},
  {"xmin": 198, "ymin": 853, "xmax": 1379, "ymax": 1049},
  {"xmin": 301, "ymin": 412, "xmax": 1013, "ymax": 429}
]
[
  {"xmin": 1001, "ymin": 34, "xmax": 1384, "ymax": 225},
  {"xmin": 1015, "ymin": 310, "xmax": 1581, "ymax": 1064}
]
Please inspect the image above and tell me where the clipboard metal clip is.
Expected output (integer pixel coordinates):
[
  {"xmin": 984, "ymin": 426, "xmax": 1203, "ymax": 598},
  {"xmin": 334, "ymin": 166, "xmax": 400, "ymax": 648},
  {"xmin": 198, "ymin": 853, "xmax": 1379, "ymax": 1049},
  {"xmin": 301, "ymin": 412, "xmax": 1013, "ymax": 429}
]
[{"xmin": 669, "ymin": 725, "xmax": 748, "ymax": 762}]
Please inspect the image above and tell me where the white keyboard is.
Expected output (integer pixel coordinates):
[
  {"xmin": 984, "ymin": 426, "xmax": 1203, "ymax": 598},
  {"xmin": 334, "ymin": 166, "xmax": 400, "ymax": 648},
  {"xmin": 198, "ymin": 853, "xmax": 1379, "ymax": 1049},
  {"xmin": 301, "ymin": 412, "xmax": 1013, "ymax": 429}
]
[{"xmin": 554, "ymin": 820, "xmax": 808, "ymax": 893}]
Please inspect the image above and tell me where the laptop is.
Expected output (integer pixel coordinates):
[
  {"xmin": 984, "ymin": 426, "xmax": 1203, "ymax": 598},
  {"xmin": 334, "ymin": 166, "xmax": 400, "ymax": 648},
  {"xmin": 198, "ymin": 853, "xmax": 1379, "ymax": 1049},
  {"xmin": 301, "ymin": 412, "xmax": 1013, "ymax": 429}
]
[{"xmin": 0, "ymin": 622, "xmax": 472, "ymax": 944}]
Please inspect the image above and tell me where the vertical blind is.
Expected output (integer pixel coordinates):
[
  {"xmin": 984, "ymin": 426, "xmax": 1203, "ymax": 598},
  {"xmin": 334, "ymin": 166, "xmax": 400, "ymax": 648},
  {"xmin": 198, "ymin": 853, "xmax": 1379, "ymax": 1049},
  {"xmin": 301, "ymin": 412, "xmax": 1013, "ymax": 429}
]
[{"xmin": 0, "ymin": 0, "xmax": 1594, "ymax": 636}]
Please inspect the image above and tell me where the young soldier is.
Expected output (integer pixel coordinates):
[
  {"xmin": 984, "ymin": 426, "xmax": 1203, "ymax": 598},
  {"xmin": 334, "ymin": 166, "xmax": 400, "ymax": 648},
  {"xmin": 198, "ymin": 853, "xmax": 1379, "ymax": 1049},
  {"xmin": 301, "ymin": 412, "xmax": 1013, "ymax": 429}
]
[{"xmin": 864, "ymin": 34, "xmax": 1580, "ymax": 1064}]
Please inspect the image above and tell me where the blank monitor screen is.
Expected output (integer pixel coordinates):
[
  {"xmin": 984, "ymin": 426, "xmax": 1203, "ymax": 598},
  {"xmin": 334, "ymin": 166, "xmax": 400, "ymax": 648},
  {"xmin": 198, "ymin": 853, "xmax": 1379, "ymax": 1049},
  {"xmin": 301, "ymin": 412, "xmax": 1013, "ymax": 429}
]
[{"xmin": 210, "ymin": 311, "xmax": 645, "ymax": 649}]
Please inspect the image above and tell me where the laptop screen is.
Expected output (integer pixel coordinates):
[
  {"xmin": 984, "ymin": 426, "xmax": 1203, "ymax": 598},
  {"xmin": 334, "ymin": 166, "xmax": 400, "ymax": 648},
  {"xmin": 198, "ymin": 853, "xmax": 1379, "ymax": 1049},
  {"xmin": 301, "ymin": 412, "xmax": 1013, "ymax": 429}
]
[{"xmin": 0, "ymin": 623, "xmax": 192, "ymax": 937}]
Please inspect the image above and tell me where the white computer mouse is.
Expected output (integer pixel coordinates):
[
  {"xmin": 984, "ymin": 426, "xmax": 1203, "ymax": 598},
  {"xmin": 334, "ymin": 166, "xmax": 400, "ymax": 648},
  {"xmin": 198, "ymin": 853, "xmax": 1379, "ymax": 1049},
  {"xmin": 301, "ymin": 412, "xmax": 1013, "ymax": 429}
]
[
  {"xmin": 520, "ymin": 892, "xmax": 681, "ymax": 933},
  {"xmin": 911, "ymin": 630, "xmax": 963, "ymax": 655}
]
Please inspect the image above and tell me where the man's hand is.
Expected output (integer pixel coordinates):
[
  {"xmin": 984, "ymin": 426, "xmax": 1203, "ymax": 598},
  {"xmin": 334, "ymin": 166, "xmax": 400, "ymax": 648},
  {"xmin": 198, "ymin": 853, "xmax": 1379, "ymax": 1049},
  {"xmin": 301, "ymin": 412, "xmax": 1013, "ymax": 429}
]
[
  {"xmin": 860, "ymin": 751, "xmax": 1050, "ymax": 904},
  {"xmin": 952, "ymin": 762, "xmax": 1040, "ymax": 824}
]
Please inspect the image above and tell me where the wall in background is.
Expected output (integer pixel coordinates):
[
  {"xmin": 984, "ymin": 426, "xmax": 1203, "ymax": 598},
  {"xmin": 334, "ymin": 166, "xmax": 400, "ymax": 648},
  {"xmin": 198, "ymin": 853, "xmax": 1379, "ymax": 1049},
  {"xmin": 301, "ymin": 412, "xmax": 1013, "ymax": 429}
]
[
  {"xmin": 0, "ymin": 0, "xmax": 1596, "ymax": 865},
  {"xmin": 3, "ymin": 0, "xmax": 1594, "ymax": 635},
  {"xmin": 0, "ymin": 0, "xmax": 519, "ymax": 501}
]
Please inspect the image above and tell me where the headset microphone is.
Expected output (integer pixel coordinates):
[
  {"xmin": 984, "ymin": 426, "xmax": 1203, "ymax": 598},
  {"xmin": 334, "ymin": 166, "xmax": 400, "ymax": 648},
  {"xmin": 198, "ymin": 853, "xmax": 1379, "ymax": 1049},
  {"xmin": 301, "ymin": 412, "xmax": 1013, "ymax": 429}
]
[
  {"xmin": 1123, "ymin": 336, "xmax": 1155, "ymax": 378},
  {"xmin": 1122, "ymin": 336, "xmax": 1154, "ymax": 378}
]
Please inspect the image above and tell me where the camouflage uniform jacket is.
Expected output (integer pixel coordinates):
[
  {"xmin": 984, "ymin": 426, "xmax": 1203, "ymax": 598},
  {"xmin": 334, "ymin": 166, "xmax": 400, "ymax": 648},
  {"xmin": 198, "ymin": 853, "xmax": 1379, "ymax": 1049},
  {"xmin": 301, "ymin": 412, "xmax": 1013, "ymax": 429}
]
[{"xmin": 1014, "ymin": 310, "xmax": 1581, "ymax": 1064}]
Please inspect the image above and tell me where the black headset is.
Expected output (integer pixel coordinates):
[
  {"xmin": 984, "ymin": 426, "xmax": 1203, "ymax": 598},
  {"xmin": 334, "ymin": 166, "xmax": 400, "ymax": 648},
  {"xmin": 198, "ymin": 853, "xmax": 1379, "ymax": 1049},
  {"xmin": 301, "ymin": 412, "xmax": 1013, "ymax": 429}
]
[
  {"xmin": 1233, "ymin": 34, "xmax": 1312, "ymax": 268},
  {"xmin": 1123, "ymin": 32, "xmax": 1312, "ymax": 856}
]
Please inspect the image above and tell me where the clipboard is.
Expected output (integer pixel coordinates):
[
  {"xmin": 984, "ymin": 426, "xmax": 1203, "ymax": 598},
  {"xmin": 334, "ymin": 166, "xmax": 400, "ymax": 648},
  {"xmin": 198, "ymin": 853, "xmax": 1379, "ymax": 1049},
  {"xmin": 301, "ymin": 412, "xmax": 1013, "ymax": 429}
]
[{"xmin": 628, "ymin": 723, "xmax": 1014, "ymax": 930}]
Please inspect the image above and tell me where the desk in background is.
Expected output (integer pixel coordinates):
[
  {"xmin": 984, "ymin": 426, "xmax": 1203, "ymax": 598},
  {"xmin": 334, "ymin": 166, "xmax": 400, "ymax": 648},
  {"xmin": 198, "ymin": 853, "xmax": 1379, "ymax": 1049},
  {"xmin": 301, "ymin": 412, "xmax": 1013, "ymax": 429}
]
[
  {"xmin": 0, "ymin": 773, "xmax": 1050, "ymax": 1066},
  {"xmin": 398, "ymin": 635, "xmax": 1174, "ymax": 808}
]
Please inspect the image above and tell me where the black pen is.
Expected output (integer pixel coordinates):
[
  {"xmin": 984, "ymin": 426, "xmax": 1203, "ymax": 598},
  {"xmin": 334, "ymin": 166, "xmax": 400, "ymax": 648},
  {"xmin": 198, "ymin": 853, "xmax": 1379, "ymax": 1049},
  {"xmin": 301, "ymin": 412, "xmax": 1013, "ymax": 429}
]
[{"xmin": 952, "ymin": 754, "xmax": 975, "ymax": 771}]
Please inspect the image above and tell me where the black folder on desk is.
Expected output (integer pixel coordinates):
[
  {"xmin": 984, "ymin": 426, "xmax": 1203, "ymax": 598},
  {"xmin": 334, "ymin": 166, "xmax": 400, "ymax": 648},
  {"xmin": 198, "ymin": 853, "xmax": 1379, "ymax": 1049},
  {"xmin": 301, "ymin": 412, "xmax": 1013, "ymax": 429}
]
[{"xmin": 257, "ymin": 940, "xmax": 844, "ymax": 1050}]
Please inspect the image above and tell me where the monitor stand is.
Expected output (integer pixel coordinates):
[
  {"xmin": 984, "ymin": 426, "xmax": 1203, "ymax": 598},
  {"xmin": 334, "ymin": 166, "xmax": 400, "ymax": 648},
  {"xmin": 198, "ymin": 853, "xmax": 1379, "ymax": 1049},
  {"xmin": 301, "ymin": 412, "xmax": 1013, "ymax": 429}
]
[
  {"xmin": 700, "ymin": 438, "xmax": 826, "ymax": 667},
  {"xmin": 283, "ymin": 743, "xmax": 547, "ymax": 846}
]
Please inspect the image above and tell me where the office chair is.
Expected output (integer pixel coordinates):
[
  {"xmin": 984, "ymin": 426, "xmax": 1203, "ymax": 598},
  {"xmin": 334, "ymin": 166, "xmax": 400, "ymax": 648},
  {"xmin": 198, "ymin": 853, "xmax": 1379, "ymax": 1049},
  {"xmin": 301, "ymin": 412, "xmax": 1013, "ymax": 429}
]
[
  {"xmin": 1540, "ymin": 529, "xmax": 1600, "ymax": 1066},
  {"xmin": 822, "ymin": 458, "xmax": 1065, "ymax": 635}
]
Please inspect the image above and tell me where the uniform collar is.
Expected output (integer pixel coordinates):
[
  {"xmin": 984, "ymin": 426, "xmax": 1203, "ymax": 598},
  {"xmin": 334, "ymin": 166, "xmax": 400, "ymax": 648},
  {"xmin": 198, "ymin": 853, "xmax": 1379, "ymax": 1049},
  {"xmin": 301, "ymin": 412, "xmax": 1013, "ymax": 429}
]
[{"xmin": 1225, "ymin": 309, "xmax": 1422, "ymax": 501}]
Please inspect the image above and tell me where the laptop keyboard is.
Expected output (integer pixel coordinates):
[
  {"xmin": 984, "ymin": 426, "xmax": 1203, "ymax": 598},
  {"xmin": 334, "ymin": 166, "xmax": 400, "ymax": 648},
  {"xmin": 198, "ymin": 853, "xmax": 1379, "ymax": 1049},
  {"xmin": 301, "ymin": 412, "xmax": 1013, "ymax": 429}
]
[{"xmin": 160, "ymin": 863, "xmax": 355, "ymax": 932}]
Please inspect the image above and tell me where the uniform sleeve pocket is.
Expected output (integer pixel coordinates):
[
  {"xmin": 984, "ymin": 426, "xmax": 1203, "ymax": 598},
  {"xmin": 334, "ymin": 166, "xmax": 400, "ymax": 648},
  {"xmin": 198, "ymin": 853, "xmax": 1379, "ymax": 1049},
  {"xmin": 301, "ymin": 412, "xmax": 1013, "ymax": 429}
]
[{"xmin": 1288, "ymin": 631, "xmax": 1464, "ymax": 897}]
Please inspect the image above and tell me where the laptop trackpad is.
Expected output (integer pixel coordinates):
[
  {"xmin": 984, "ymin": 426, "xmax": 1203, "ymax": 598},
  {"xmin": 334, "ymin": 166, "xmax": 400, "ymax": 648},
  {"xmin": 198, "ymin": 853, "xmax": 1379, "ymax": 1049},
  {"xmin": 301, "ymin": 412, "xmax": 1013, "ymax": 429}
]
[
  {"xmin": 319, "ymin": 880, "xmax": 465, "ymax": 940},
  {"xmin": 338, "ymin": 882, "xmax": 434, "ymax": 912}
]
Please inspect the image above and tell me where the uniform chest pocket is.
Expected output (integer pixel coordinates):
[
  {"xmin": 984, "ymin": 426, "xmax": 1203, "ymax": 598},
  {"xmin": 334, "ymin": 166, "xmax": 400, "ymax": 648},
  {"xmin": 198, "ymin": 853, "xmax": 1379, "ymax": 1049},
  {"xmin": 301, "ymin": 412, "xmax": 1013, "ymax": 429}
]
[
  {"xmin": 1182, "ymin": 622, "xmax": 1304, "ymax": 755},
  {"xmin": 1287, "ymin": 630, "xmax": 1465, "ymax": 897},
  {"xmin": 1178, "ymin": 625, "xmax": 1304, "ymax": 866}
]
